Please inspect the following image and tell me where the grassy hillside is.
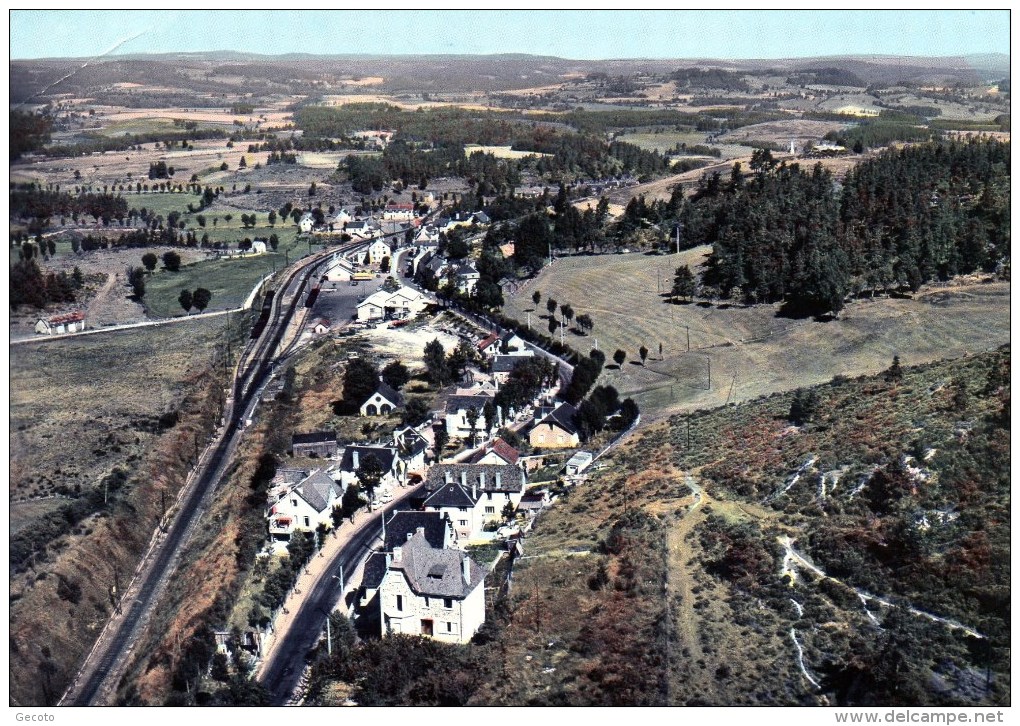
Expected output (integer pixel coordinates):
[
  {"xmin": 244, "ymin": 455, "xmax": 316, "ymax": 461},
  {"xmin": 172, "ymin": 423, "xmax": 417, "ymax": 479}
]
[
  {"xmin": 503, "ymin": 251, "xmax": 1010, "ymax": 419},
  {"xmin": 307, "ymin": 346, "xmax": 1009, "ymax": 706}
]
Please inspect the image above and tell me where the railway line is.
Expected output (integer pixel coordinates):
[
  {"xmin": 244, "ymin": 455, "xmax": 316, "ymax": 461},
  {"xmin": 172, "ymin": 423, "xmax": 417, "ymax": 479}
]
[{"xmin": 60, "ymin": 242, "xmax": 356, "ymax": 706}]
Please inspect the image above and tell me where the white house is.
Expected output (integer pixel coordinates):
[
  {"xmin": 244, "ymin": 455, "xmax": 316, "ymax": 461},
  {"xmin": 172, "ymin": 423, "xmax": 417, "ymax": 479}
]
[
  {"xmin": 383, "ymin": 203, "xmax": 416, "ymax": 221},
  {"xmin": 299, "ymin": 213, "xmax": 315, "ymax": 233},
  {"xmin": 356, "ymin": 286, "xmax": 431, "ymax": 321},
  {"xmin": 444, "ymin": 393, "xmax": 497, "ymax": 439},
  {"xmin": 454, "ymin": 262, "xmax": 480, "ymax": 295},
  {"xmin": 469, "ymin": 437, "xmax": 522, "ymax": 468},
  {"xmin": 423, "ymin": 464, "xmax": 527, "ymax": 541},
  {"xmin": 35, "ymin": 311, "xmax": 86, "ymax": 335},
  {"xmin": 375, "ymin": 530, "xmax": 486, "ymax": 643},
  {"xmin": 392, "ymin": 425, "xmax": 430, "ymax": 475},
  {"xmin": 324, "ymin": 256, "xmax": 358, "ymax": 282},
  {"xmin": 368, "ymin": 238, "xmax": 393, "ymax": 265},
  {"xmin": 330, "ymin": 209, "xmax": 353, "ymax": 230},
  {"xmin": 360, "ymin": 381, "xmax": 404, "ymax": 416},
  {"xmin": 250, "ymin": 239, "xmax": 268, "ymax": 254},
  {"xmin": 337, "ymin": 445, "xmax": 403, "ymax": 490},
  {"xmin": 344, "ymin": 219, "xmax": 379, "ymax": 240},
  {"xmin": 268, "ymin": 469, "xmax": 345, "ymax": 541}
]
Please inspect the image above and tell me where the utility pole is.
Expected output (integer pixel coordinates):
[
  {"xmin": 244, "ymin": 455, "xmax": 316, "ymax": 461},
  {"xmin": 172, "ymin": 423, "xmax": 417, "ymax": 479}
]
[
  {"xmin": 727, "ymin": 375, "xmax": 736, "ymax": 404},
  {"xmin": 527, "ymin": 310, "xmax": 531, "ymax": 330},
  {"xmin": 707, "ymin": 358, "xmax": 711, "ymax": 390},
  {"xmin": 686, "ymin": 325, "xmax": 690, "ymax": 352},
  {"xmin": 326, "ymin": 614, "xmax": 332, "ymax": 657},
  {"xmin": 676, "ymin": 223, "xmax": 682, "ymax": 256}
]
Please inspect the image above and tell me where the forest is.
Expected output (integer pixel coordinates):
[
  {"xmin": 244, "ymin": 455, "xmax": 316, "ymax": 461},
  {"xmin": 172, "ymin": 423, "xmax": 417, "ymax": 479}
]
[{"xmin": 691, "ymin": 139, "xmax": 1009, "ymax": 316}]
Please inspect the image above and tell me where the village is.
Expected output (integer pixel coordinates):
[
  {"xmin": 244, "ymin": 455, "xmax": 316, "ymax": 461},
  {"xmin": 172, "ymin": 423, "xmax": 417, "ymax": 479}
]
[{"xmin": 260, "ymin": 307, "xmax": 605, "ymax": 651}]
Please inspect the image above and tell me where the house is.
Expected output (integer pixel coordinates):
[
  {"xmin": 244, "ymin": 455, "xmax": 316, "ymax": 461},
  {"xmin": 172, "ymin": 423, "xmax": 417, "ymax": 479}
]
[
  {"xmin": 330, "ymin": 209, "xmax": 353, "ymax": 230},
  {"xmin": 356, "ymin": 286, "xmax": 431, "ymax": 321},
  {"xmin": 375, "ymin": 530, "xmax": 486, "ymax": 643},
  {"xmin": 408, "ymin": 246, "xmax": 436, "ymax": 276},
  {"xmin": 424, "ymin": 464, "xmax": 527, "ymax": 540},
  {"xmin": 337, "ymin": 444, "xmax": 403, "ymax": 489},
  {"xmin": 517, "ymin": 489, "xmax": 550, "ymax": 516},
  {"xmin": 35, "ymin": 311, "xmax": 86, "ymax": 335},
  {"xmin": 368, "ymin": 238, "xmax": 392, "ymax": 265},
  {"xmin": 267, "ymin": 469, "xmax": 345, "ymax": 541},
  {"xmin": 344, "ymin": 219, "xmax": 379, "ymax": 241},
  {"xmin": 565, "ymin": 450, "xmax": 594, "ymax": 476},
  {"xmin": 454, "ymin": 262, "xmax": 480, "ymax": 295},
  {"xmin": 476, "ymin": 331, "xmax": 499, "ymax": 357},
  {"xmin": 444, "ymin": 393, "xmax": 496, "ymax": 439},
  {"xmin": 250, "ymin": 239, "xmax": 268, "ymax": 254},
  {"xmin": 392, "ymin": 426, "xmax": 430, "ymax": 473},
  {"xmin": 383, "ymin": 203, "xmax": 416, "ymax": 221},
  {"xmin": 529, "ymin": 402, "xmax": 580, "ymax": 449},
  {"xmin": 299, "ymin": 213, "xmax": 315, "ymax": 233},
  {"xmin": 312, "ymin": 318, "xmax": 332, "ymax": 335},
  {"xmin": 324, "ymin": 256, "xmax": 358, "ymax": 282},
  {"xmin": 498, "ymin": 330, "xmax": 527, "ymax": 354},
  {"xmin": 360, "ymin": 380, "xmax": 404, "ymax": 416},
  {"xmin": 491, "ymin": 354, "xmax": 533, "ymax": 384},
  {"xmin": 291, "ymin": 431, "xmax": 339, "ymax": 458},
  {"xmin": 472, "ymin": 211, "xmax": 491, "ymax": 225},
  {"xmin": 415, "ymin": 225, "xmax": 441, "ymax": 245},
  {"xmin": 469, "ymin": 437, "xmax": 521, "ymax": 468},
  {"xmin": 497, "ymin": 277, "xmax": 523, "ymax": 297}
]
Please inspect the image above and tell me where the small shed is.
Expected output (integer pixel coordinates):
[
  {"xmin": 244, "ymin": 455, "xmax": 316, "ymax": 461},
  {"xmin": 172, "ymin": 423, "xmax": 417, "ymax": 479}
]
[
  {"xmin": 35, "ymin": 311, "xmax": 86, "ymax": 335},
  {"xmin": 564, "ymin": 451, "xmax": 594, "ymax": 476}
]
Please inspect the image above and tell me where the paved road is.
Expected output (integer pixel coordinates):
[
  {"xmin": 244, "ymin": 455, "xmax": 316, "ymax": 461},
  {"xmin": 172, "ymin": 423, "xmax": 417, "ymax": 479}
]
[{"xmin": 259, "ymin": 490, "xmax": 421, "ymax": 705}]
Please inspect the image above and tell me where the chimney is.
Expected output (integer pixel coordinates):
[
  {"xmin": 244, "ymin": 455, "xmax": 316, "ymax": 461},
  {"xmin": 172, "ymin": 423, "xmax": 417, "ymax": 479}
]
[
  {"xmin": 472, "ymin": 482, "xmax": 477, "ymax": 500},
  {"xmin": 406, "ymin": 533, "xmax": 413, "ymax": 541},
  {"xmin": 479, "ymin": 471, "xmax": 486, "ymax": 489},
  {"xmin": 462, "ymin": 556, "xmax": 471, "ymax": 584},
  {"xmin": 445, "ymin": 471, "xmax": 453, "ymax": 484},
  {"xmin": 386, "ymin": 553, "xmax": 392, "ymax": 569},
  {"xmin": 495, "ymin": 471, "xmax": 502, "ymax": 488},
  {"xmin": 460, "ymin": 471, "xmax": 467, "ymax": 488},
  {"xmin": 393, "ymin": 546, "xmax": 402, "ymax": 563},
  {"xmin": 416, "ymin": 526, "xmax": 425, "ymax": 536},
  {"xmin": 352, "ymin": 450, "xmax": 360, "ymax": 470}
]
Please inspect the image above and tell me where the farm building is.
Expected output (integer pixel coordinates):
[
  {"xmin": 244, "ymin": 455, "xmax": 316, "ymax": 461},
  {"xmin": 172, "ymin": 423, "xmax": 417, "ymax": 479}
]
[{"xmin": 35, "ymin": 311, "xmax": 86, "ymax": 335}]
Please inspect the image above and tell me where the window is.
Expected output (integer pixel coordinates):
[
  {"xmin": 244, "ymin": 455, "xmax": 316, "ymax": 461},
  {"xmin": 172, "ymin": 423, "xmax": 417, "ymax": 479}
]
[
  {"xmin": 459, "ymin": 506, "xmax": 467, "ymax": 512},
  {"xmin": 303, "ymin": 517, "xmax": 310, "ymax": 527},
  {"xmin": 443, "ymin": 598, "xmax": 453, "ymax": 609},
  {"xmin": 485, "ymin": 506, "xmax": 495, "ymax": 515},
  {"xmin": 424, "ymin": 596, "xmax": 429, "ymax": 607},
  {"xmin": 446, "ymin": 622, "xmax": 454, "ymax": 633},
  {"xmin": 291, "ymin": 499, "xmax": 297, "ymax": 507},
  {"xmin": 537, "ymin": 433, "xmax": 546, "ymax": 443},
  {"xmin": 458, "ymin": 520, "xmax": 467, "ymax": 527},
  {"xmin": 486, "ymin": 492, "xmax": 492, "ymax": 500},
  {"xmin": 396, "ymin": 595, "xmax": 403, "ymax": 612}
]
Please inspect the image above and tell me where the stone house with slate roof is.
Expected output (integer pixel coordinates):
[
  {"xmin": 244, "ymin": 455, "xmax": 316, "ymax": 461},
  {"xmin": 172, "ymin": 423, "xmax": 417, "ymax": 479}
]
[
  {"xmin": 423, "ymin": 464, "xmax": 526, "ymax": 540},
  {"xmin": 336, "ymin": 445, "xmax": 402, "ymax": 490},
  {"xmin": 529, "ymin": 401, "xmax": 580, "ymax": 449},
  {"xmin": 268, "ymin": 469, "xmax": 345, "ymax": 541},
  {"xmin": 375, "ymin": 530, "xmax": 486, "ymax": 642},
  {"xmin": 444, "ymin": 392, "xmax": 497, "ymax": 439}
]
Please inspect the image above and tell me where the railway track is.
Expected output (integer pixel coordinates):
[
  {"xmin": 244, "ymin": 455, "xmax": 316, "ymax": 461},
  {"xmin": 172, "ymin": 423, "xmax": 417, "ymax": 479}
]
[{"xmin": 60, "ymin": 243, "xmax": 356, "ymax": 706}]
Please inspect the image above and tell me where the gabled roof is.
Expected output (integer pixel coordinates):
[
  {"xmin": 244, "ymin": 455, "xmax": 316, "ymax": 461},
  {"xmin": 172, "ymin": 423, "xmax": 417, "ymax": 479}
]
[
  {"xmin": 292, "ymin": 431, "xmax": 338, "ymax": 446},
  {"xmin": 536, "ymin": 402, "xmax": 579, "ymax": 436},
  {"xmin": 445, "ymin": 393, "xmax": 492, "ymax": 414},
  {"xmin": 295, "ymin": 470, "xmax": 343, "ymax": 513},
  {"xmin": 469, "ymin": 437, "xmax": 520, "ymax": 466},
  {"xmin": 340, "ymin": 445, "xmax": 398, "ymax": 473},
  {"xmin": 424, "ymin": 482, "xmax": 477, "ymax": 509},
  {"xmin": 477, "ymin": 331, "xmax": 499, "ymax": 351},
  {"xmin": 393, "ymin": 426, "xmax": 429, "ymax": 457},
  {"xmin": 492, "ymin": 355, "xmax": 529, "ymax": 374},
  {"xmin": 365, "ymin": 381, "xmax": 404, "ymax": 408},
  {"xmin": 387, "ymin": 531, "xmax": 485, "ymax": 598},
  {"xmin": 455, "ymin": 262, "xmax": 479, "ymax": 276},
  {"xmin": 426, "ymin": 463, "xmax": 525, "ymax": 494},
  {"xmin": 361, "ymin": 552, "xmax": 388, "ymax": 590},
  {"xmin": 472, "ymin": 211, "xmax": 491, "ymax": 224},
  {"xmin": 383, "ymin": 511, "xmax": 450, "ymax": 551}
]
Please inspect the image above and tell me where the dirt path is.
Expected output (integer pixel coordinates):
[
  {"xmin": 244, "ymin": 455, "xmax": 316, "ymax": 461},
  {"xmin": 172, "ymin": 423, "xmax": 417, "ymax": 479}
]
[{"xmin": 664, "ymin": 471, "xmax": 708, "ymax": 699}]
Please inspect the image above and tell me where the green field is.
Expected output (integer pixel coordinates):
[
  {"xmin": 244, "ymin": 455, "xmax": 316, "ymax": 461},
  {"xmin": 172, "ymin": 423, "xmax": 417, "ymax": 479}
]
[{"xmin": 503, "ymin": 249, "xmax": 1010, "ymax": 419}]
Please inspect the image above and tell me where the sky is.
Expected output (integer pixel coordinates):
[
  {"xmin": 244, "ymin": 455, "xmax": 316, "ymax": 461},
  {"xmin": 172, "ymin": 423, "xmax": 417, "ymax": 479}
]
[{"xmin": 8, "ymin": 9, "xmax": 1011, "ymax": 61}]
